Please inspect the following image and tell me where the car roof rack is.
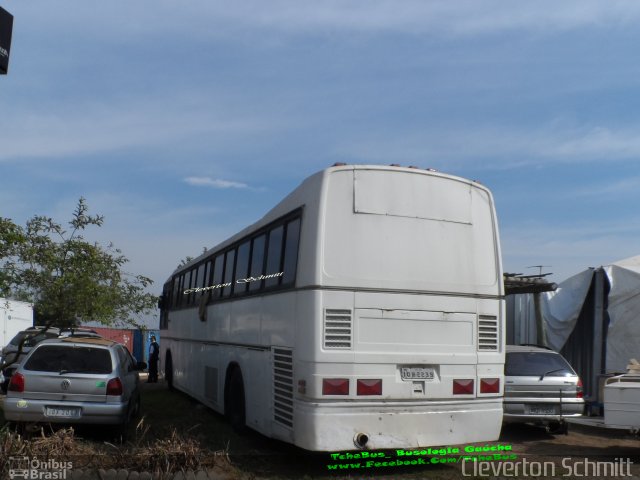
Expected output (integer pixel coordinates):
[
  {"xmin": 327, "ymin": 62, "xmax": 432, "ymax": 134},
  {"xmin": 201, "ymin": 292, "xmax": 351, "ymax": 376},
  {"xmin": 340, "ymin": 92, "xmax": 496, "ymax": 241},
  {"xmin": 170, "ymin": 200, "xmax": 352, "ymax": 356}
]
[{"xmin": 517, "ymin": 343, "xmax": 554, "ymax": 350}]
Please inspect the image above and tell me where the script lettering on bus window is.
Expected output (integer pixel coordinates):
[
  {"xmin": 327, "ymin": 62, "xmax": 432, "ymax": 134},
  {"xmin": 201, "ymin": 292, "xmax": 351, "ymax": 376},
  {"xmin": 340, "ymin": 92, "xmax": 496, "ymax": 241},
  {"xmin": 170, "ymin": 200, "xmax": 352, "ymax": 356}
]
[{"xmin": 183, "ymin": 272, "xmax": 283, "ymax": 294}]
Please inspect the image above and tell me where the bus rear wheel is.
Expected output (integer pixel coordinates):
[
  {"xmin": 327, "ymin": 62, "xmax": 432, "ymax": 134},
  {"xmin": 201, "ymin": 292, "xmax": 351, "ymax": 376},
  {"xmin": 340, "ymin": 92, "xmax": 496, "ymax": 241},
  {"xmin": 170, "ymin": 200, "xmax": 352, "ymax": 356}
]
[{"xmin": 226, "ymin": 368, "xmax": 246, "ymax": 433}]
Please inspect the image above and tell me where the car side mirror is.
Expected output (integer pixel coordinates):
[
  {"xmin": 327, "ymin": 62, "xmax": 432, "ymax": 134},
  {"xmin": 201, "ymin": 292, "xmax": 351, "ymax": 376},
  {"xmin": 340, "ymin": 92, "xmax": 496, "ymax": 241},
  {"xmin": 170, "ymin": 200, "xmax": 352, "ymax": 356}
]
[{"xmin": 136, "ymin": 361, "xmax": 147, "ymax": 371}]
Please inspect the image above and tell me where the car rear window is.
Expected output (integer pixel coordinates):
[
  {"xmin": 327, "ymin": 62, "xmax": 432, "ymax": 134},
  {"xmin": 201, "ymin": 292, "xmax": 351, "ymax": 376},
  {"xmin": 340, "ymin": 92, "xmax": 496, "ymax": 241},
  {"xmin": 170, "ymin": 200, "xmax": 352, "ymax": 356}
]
[
  {"xmin": 24, "ymin": 346, "xmax": 113, "ymax": 374},
  {"xmin": 506, "ymin": 352, "xmax": 575, "ymax": 377}
]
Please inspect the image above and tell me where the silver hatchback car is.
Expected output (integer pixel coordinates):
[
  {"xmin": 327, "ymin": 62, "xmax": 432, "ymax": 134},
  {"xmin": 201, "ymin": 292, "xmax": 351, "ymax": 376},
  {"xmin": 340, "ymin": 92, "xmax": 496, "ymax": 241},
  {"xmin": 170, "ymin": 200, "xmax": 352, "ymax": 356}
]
[
  {"xmin": 3, "ymin": 337, "xmax": 146, "ymax": 429},
  {"xmin": 504, "ymin": 345, "xmax": 584, "ymax": 433}
]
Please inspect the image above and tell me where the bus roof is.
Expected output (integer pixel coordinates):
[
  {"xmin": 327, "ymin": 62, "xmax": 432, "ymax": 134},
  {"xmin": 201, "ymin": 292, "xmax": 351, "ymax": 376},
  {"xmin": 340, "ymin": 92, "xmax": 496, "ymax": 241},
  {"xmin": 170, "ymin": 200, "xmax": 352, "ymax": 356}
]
[{"xmin": 168, "ymin": 164, "xmax": 491, "ymax": 279}]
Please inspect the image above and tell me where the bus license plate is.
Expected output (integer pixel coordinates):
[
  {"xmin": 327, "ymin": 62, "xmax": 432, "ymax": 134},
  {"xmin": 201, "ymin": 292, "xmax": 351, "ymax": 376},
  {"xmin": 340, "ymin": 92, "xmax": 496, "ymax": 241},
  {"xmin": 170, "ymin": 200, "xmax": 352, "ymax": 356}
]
[
  {"xmin": 401, "ymin": 367, "xmax": 435, "ymax": 381},
  {"xmin": 45, "ymin": 406, "xmax": 81, "ymax": 418}
]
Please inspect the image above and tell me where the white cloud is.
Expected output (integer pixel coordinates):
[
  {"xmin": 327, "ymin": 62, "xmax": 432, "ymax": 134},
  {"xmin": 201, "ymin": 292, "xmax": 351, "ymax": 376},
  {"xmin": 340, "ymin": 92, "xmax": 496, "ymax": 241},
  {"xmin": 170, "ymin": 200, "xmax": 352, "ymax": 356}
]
[
  {"xmin": 151, "ymin": 1, "xmax": 640, "ymax": 38},
  {"xmin": 564, "ymin": 176, "xmax": 640, "ymax": 198},
  {"xmin": 338, "ymin": 123, "xmax": 640, "ymax": 169},
  {"xmin": 0, "ymin": 94, "xmax": 281, "ymax": 162},
  {"xmin": 10, "ymin": 1, "xmax": 640, "ymax": 42},
  {"xmin": 209, "ymin": 1, "xmax": 640, "ymax": 37},
  {"xmin": 184, "ymin": 177, "xmax": 249, "ymax": 189}
]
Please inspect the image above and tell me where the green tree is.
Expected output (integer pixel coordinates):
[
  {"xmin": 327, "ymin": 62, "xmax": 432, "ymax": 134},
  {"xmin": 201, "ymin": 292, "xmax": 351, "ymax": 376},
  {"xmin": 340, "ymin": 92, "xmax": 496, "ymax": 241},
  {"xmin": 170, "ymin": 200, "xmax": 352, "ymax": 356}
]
[{"xmin": 0, "ymin": 198, "xmax": 157, "ymax": 328}]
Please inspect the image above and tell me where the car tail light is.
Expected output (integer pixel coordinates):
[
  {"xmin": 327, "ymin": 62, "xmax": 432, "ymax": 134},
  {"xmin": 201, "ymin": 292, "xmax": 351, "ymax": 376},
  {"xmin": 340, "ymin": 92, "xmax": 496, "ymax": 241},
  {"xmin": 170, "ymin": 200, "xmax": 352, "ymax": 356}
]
[
  {"xmin": 107, "ymin": 377, "xmax": 123, "ymax": 396},
  {"xmin": 322, "ymin": 378, "xmax": 349, "ymax": 395},
  {"xmin": 480, "ymin": 378, "xmax": 500, "ymax": 394},
  {"xmin": 576, "ymin": 378, "xmax": 584, "ymax": 398},
  {"xmin": 9, "ymin": 373, "xmax": 25, "ymax": 393},
  {"xmin": 453, "ymin": 379, "xmax": 474, "ymax": 395},
  {"xmin": 357, "ymin": 379, "xmax": 382, "ymax": 396}
]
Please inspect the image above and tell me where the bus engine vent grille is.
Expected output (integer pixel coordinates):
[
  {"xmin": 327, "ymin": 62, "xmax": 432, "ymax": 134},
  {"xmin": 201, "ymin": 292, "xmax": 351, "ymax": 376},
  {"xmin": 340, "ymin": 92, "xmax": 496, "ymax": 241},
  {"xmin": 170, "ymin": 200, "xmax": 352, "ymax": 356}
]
[
  {"xmin": 478, "ymin": 315, "xmax": 499, "ymax": 351},
  {"xmin": 324, "ymin": 309, "xmax": 352, "ymax": 349},
  {"xmin": 273, "ymin": 348, "xmax": 294, "ymax": 428}
]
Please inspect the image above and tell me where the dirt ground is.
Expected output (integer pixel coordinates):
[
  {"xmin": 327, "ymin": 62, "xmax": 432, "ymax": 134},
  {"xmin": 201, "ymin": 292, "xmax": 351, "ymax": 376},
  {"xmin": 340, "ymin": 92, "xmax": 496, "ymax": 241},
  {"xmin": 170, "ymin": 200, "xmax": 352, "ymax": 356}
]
[
  {"xmin": 137, "ymin": 381, "xmax": 640, "ymax": 479},
  {"xmin": 2, "ymin": 380, "xmax": 640, "ymax": 479}
]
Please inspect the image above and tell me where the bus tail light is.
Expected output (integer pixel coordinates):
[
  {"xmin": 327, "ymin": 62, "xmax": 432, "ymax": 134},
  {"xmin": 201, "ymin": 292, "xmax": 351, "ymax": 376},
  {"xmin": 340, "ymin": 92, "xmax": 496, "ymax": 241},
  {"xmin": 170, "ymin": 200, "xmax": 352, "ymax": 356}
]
[
  {"xmin": 357, "ymin": 379, "xmax": 382, "ymax": 396},
  {"xmin": 453, "ymin": 379, "xmax": 474, "ymax": 395},
  {"xmin": 322, "ymin": 378, "xmax": 349, "ymax": 395},
  {"xmin": 576, "ymin": 378, "xmax": 584, "ymax": 398},
  {"xmin": 480, "ymin": 378, "xmax": 500, "ymax": 394},
  {"xmin": 107, "ymin": 377, "xmax": 123, "ymax": 396},
  {"xmin": 9, "ymin": 373, "xmax": 25, "ymax": 393}
]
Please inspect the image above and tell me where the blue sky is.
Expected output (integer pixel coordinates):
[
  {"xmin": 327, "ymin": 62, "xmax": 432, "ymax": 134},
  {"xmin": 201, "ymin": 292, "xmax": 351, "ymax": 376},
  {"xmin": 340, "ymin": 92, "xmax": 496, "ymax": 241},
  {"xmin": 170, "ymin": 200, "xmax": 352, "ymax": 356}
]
[{"xmin": 2, "ymin": 1, "xmax": 640, "ymax": 321}]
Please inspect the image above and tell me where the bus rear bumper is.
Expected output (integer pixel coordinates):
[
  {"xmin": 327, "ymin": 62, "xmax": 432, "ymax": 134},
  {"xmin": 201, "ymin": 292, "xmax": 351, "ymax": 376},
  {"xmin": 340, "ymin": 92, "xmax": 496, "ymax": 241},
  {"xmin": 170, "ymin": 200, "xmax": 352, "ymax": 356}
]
[{"xmin": 293, "ymin": 399, "xmax": 503, "ymax": 451}]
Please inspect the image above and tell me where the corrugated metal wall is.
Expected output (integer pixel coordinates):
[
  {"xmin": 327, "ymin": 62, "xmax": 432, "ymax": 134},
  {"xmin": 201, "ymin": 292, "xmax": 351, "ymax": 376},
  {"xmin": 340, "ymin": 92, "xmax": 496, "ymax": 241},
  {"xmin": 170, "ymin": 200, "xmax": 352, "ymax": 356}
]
[{"xmin": 506, "ymin": 294, "xmax": 538, "ymax": 345}]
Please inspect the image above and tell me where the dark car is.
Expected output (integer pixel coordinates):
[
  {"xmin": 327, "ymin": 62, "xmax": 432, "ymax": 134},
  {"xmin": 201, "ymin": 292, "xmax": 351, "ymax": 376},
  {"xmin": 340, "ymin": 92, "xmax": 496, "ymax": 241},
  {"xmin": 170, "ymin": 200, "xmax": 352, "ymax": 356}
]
[
  {"xmin": 1, "ymin": 327, "xmax": 61, "ymax": 393},
  {"xmin": 504, "ymin": 345, "xmax": 584, "ymax": 433}
]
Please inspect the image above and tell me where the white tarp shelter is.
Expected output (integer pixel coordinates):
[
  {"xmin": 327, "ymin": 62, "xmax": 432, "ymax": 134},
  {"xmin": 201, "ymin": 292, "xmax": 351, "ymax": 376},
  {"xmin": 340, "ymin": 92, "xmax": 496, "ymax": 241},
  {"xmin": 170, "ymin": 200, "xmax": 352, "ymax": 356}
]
[
  {"xmin": 603, "ymin": 255, "xmax": 640, "ymax": 373},
  {"xmin": 515, "ymin": 255, "xmax": 640, "ymax": 374}
]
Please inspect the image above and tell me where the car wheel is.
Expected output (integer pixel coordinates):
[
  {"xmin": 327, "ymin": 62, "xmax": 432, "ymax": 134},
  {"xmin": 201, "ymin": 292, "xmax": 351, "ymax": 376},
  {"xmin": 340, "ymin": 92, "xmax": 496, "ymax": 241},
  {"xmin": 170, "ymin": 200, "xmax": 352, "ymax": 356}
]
[
  {"xmin": 132, "ymin": 395, "xmax": 141, "ymax": 418},
  {"xmin": 7, "ymin": 421, "xmax": 25, "ymax": 435},
  {"xmin": 127, "ymin": 395, "xmax": 141, "ymax": 425},
  {"xmin": 114, "ymin": 399, "xmax": 138, "ymax": 443}
]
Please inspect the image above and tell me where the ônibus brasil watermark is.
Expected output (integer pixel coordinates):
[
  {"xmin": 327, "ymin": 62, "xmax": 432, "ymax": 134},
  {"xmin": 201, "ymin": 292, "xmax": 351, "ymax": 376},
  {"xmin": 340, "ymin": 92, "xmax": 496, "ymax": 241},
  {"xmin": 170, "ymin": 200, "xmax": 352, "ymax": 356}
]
[
  {"xmin": 183, "ymin": 272, "xmax": 283, "ymax": 295},
  {"xmin": 9, "ymin": 457, "xmax": 72, "ymax": 480}
]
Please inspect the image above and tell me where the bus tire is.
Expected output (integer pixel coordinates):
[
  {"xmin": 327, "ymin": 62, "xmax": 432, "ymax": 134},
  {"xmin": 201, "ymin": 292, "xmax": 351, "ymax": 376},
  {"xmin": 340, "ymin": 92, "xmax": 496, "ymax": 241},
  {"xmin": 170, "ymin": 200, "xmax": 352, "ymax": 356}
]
[
  {"xmin": 165, "ymin": 351, "xmax": 174, "ymax": 391},
  {"xmin": 226, "ymin": 368, "xmax": 246, "ymax": 433}
]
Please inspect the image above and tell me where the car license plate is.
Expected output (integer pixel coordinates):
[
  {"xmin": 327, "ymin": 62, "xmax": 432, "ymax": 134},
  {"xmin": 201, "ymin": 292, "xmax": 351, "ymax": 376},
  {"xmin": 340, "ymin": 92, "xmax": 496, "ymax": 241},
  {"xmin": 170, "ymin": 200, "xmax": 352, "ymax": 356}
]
[
  {"xmin": 401, "ymin": 367, "xmax": 435, "ymax": 381},
  {"xmin": 528, "ymin": 405, "xmax": 555, "ymax": 415},
  {"xmin": 45, "ymin": 406, "xmax": 81, "ymax": 418}
]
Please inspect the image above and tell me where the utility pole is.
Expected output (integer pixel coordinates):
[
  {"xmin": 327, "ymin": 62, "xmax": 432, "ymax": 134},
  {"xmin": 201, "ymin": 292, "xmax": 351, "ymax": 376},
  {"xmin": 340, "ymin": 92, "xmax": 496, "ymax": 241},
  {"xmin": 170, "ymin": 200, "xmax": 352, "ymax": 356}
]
[{"xmin": 0, "ymin": 6, "xmax": 14, "ymax": 75}]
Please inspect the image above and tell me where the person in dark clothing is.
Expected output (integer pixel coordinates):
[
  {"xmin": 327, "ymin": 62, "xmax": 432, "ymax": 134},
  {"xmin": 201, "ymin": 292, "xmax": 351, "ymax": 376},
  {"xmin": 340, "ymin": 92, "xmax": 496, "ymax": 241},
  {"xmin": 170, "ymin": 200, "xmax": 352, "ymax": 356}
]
[{"xmin": 148, "ymin": 335, "xmax": 159, "ymax": 383}]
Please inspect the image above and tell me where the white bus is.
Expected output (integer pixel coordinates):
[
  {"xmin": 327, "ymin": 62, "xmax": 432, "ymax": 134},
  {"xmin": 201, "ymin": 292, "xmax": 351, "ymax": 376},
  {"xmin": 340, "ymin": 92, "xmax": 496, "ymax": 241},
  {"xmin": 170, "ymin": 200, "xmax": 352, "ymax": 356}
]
[{"xmin": 159, "ymin": 164, "xmax": 505, "ymax": 451}]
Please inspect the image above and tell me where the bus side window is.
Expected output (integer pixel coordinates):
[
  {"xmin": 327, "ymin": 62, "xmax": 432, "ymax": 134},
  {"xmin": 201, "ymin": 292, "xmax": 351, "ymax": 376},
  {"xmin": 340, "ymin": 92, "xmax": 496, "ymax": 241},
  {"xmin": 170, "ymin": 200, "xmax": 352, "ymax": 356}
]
[
  {"xmin": 249, "ymin": 234, "xmax": 266, "ymax": 292},
  {"xmin": 234, "ymin": 241, "xmax": 251, "ymax": 295},
  {"xmin": 177, "ymin": 273, "xmax": 186, "ymax": 308},
  {"xmin": 221, "ymin": 249, "xmax": 236, "ymax": 298},
  {"xmin": 194, "ymin": 262, "xmax": 206, "ymax": 304},
  {"xmin": 184, "ymin": 269, "xmax": 196, "ymax": 305},
  {"xmin": 282, "ymin": 218, "xmax": 301, "ymax": 285},
  {"xmin": 265, "ymin": 226, "xmax": 284, "ymax": 288},
  {"xmin": 172, "ymin": 276, "xmax": 180, "ymax": 308},
  {"xmin": 212, "ymin": 254, "xmax": 224, "ymax": 300}
]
